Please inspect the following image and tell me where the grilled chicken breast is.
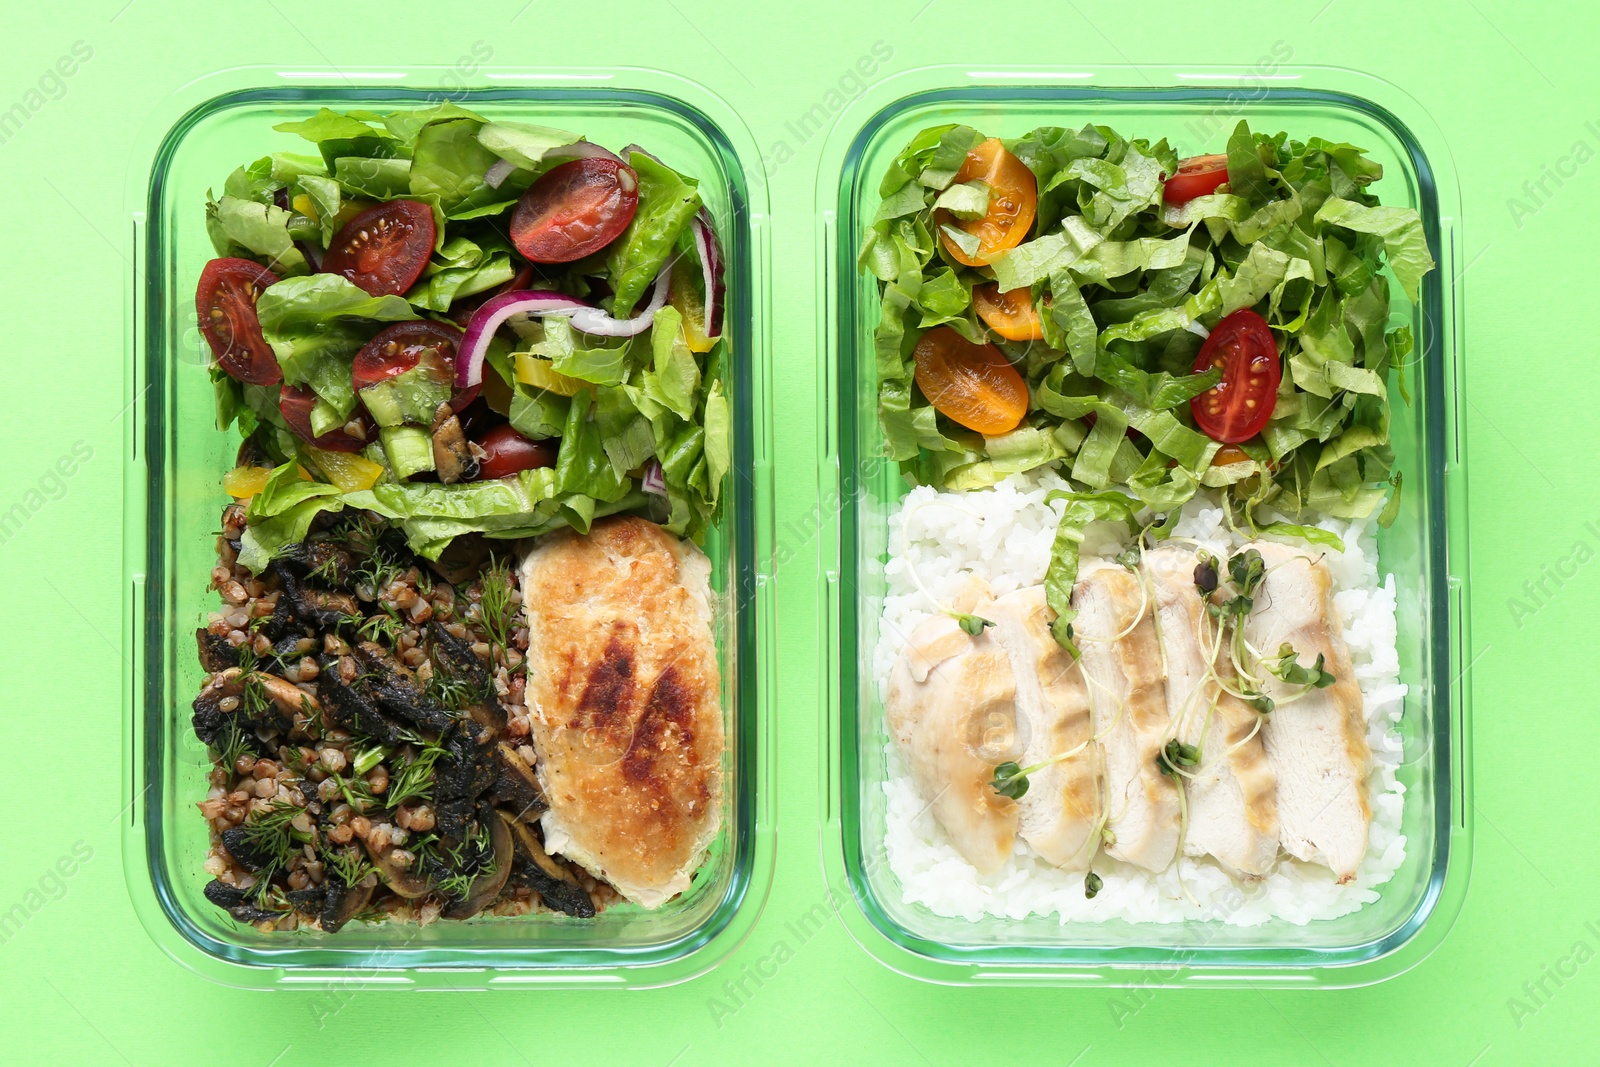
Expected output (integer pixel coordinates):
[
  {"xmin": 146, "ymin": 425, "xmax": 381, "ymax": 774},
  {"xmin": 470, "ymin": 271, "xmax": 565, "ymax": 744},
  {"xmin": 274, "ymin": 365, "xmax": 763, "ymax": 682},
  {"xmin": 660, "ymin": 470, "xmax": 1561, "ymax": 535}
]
[
  {"xmin": 886, "ymin": 608, "xmax": 1020, "ymax": 875},
  {"xmin": 1243, "ymin": 541, "xmax": 1370, "ymax": 882},
  {"xmin": 519, "ymin": 517, "xmax": 723, "ymax": 908},
  {"xmin": 1073, "ymin": 559, "xmax": 1178, "ymax": 872},
  {"xmin": 1145, "ymin": 547, "xmax": 1279, "ymax": 877},
  {"xmin": 982, "ymin": 586, "xmax": 1101, "ymax": 871}
]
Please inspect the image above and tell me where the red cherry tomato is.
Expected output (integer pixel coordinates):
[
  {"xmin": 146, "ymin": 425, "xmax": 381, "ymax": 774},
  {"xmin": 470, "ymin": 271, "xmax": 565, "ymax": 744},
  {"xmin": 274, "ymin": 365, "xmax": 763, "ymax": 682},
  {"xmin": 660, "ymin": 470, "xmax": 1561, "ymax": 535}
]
[
  {"xmin": 196, "ymin": 258, "xmax": 281, "ymax": 385},
  {"xmin": 510, "ymin": 158, "xmax": 639, "ymax": 264},
  {"xmin": 351, "ymin": 320, "xmax": 463, "ymax": 389},
  {"xmin": 322, "ymin": 199, "xmax": 437, "ymax": 297},
  {"xmin": 1163, "ymin": 154, "xmax": 1230, "ymax": 205},
  {"xmin": 278, "ymin": 385, "xmax": 374, "ymax": 452},
  {"xmin": 1189, "ymin": 309, "xmax": 1281, "ymax": 444},
  {"xmin": 473, "ymin": 424, "xmax": 556, "ymax": 480}
]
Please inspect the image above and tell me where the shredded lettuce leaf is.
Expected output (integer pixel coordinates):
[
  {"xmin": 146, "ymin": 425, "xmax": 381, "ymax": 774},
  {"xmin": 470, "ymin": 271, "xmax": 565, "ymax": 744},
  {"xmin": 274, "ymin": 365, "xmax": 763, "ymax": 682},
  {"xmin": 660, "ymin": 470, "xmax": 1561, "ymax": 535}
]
[{"xmin": 865, "ymin": 118, "xmax": 1434, "ymax": 649}]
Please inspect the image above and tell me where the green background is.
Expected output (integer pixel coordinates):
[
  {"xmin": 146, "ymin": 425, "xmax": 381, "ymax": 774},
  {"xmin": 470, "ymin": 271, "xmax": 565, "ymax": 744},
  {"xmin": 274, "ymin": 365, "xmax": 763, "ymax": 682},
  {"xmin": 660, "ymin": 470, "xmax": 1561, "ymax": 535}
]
[{"xmin": 3, "ymin": 0, "xmax": 1594, "ymax": 1063}]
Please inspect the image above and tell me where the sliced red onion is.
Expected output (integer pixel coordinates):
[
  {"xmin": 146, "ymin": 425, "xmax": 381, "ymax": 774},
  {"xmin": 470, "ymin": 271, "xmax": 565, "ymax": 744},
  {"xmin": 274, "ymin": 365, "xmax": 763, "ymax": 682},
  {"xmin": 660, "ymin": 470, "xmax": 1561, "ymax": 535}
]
[
  {"xmin": 568, "ymin": 267, "xmax": 670, "ymax": 338},
  {"xmin": 454, "ymin": 269, "xmax": 673, "ymax": 388},
  {"xmin": 641, "ymin": 460, "xmax": 667, "ymax": 496},
  {"xmin": 691, "ymin": 209, "xmax": 725, "ymax": 339},
  {"xmin": 543, "ymin": 140, "xmax": 624, "ymax": 166},
  {"xmin": 484, "ymin": 158, "xmax": 516, "ymax": 190},
  {"xmin": 620, "ymin": 143, "xmax": 664, "ymax": 166}
]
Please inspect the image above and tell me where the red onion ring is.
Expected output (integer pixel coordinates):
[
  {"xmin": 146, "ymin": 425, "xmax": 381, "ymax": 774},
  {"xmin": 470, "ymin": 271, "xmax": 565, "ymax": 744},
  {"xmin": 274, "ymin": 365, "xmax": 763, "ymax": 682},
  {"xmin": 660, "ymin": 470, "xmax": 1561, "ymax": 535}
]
[
  {"xmin": 483, "ymin": 158, "xmax": 516, "ymax": 190},
  {"xmin": 641, "ymin": 459, "xmax": 667, "ymax": 496},
  {"xmin": 454, "ymin": 269, "xmax": 673, "ymax": 388},
  {"xmin": 691, "ymin": 210, "xmax": 724, "ymax": 340},
  {"xmin": 543, "ymin": 141, "xmax": 624, "ymax": 166}
]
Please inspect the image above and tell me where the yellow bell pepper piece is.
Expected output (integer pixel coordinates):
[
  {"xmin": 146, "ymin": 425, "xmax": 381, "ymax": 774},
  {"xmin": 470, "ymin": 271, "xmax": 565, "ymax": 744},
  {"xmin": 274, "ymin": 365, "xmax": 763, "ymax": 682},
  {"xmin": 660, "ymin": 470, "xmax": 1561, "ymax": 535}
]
[
  {"xmin": 669, "ymin": 257, "xmax": 716, "ymax": 354},
  {"xmin": 514, "ymin": 352, "xmax": 585, "ymax": 397},
  {"xmin": 306, "ymin": 447, "xmax": 383, "ymax": 493},
  {"xmin": 223, "ymin": 465, "xmax": 274, "ymax": 500}
]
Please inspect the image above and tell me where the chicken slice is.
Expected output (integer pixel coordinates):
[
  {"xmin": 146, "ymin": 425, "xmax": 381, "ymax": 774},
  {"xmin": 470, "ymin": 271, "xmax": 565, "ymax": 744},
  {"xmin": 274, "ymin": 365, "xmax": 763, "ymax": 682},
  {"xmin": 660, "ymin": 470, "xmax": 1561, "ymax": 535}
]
[
  {"xmin": 1144, "ymin": 546, "xmax": 1279, "ymax": 877},
  {"xmin": 982, "ymin": 586, "xmax": 1101, "ymax": 872},
  {"xmin": 886, "ymin": 609, "xmax": 1021, "ymax": 875},
  {"xmin": 519, "ymin": 516, "xmax": 723, "ymax": 909},
  {"xmin": 1242, "ymin": 541, "xmax": 1370, "ymax": 883},
  {"xmin": 1073, "ymin": 559, "xmax": 1178, "ymax": 872}
]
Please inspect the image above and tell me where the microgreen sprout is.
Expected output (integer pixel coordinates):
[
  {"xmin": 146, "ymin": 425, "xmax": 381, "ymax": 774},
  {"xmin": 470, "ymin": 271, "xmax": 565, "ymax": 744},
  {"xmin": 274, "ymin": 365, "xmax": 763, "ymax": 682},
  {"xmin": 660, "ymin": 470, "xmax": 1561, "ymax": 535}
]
[
  {"xmin": 1157, "ymin": 739, "xmax": 1201, "ymax": 778},
  {"xmin": 1084, "ymin": 871, "xmax": 1103, "ymax": 899},
  {"xmin": 1263, "ymin": 643, "xmax": 1336, "ymax": 689},
  {"xmin": 955, "ymin": 613, "xmax": 993, "ymax": 637},
  {"xmin": 989, "ymin": 760, "xmax": 1030, "ymax": 799}
]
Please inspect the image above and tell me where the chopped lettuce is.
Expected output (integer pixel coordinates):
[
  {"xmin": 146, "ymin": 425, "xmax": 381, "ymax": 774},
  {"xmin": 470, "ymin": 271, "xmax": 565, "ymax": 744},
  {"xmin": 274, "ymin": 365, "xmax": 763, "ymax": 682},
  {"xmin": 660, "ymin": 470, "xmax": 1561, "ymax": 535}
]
[
  {"xmin": 865, "ymin": 118, "xmax": 1434, "ymax": 650},
  {"xmin": 606, "ymin": 152, "xmax": 701, "ymax": 316},
  {"xmin": 213, "ymin": 106, "xmax": 732, "ymax": 572}
]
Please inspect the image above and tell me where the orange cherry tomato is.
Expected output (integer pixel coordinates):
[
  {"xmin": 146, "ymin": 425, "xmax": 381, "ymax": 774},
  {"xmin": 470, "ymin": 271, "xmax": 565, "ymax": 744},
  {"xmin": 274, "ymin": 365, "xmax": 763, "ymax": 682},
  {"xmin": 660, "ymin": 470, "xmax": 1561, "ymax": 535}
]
[
  {"xmin": 912, "ymin": 326, "xmax": 1029, "ymax": 436},
  {"xmin": 936, "ymin": 138, "xmax": 1037, "ymax": 266},
  {"xmin": 972, "ymin": 283, "xmax": 1044, "ymax": 341}
]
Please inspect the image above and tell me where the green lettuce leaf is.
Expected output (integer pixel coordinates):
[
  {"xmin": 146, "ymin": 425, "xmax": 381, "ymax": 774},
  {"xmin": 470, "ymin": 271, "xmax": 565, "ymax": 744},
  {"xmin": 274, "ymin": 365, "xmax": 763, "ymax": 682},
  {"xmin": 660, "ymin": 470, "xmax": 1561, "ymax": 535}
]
[{"xmin": 606, "ymin": 152, "xmax": 701, "ymax": 316}]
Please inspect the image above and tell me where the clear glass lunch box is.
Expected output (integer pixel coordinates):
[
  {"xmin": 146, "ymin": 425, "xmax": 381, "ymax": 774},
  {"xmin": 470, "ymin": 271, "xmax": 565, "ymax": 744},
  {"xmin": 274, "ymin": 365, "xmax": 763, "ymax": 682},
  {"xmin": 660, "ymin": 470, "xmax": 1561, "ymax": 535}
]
[
  {"xmin": 816, "ymin": 65, "xmax": 1471, "ymax": 987},
  {"xmin": 120, "ymin": 66, "xmax": 773, "ymax": 990}
]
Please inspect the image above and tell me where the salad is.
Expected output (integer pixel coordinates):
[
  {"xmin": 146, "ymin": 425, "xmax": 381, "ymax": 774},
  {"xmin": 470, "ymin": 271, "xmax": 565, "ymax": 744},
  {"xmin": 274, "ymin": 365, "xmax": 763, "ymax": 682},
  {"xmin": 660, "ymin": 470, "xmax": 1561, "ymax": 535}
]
[
  {"xmin": 200, "ymin": 103, "xmax": 731, "ymax": 574},
  {"xmin": 860, "ymin": 119, "xmax": 1433, "ymax": 648}
]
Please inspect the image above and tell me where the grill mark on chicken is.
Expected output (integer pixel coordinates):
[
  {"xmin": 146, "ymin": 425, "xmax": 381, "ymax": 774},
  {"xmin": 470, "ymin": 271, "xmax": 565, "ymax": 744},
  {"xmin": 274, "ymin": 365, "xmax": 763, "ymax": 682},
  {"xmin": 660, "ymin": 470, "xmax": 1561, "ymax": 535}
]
[{"xmin": 571, "ymin": 630, "xmax": 636, "ymax": 734}]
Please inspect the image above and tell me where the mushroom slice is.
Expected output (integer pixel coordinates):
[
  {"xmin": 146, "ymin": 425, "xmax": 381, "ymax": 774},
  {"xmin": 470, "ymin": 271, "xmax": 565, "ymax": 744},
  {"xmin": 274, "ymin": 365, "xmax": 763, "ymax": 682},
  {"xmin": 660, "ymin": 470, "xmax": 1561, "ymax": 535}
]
[
  {"xmin": 431, "ymin": 402, "xmax": 479, "ymax": 484},
  {"xmin": 362, "ymin": 835, "xmax": 436, "ymax": 899},
  {"xmin": 440, "ymin": 810, "xmax": 513, "ymax": 919},
  {"xmin": 501, "ymin": 811, "xmax": 596, "ymax": 918},
  {"xmin": 489, "ymin": 742, "xmax": 547, "ymax": 822}
]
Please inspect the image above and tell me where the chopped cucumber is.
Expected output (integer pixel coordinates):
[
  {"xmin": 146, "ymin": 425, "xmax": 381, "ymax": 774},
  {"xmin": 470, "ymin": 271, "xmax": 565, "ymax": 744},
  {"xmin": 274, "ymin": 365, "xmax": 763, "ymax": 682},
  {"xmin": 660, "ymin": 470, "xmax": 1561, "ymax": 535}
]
[
  {"xmin": 360, "ymin": 350, "xmax": 455, "ymax": 428},
  {"xmin": 380, "ymin": 425, "xmax": 435, "ymax": 479}
]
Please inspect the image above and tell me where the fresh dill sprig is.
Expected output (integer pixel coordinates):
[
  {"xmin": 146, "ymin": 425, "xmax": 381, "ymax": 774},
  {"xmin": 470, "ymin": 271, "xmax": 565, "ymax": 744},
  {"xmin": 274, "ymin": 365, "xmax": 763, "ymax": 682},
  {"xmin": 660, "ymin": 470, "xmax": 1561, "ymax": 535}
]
[
  {"xmin": 325, "ymin": 845, "xmax": 374, "ymax": 887},
  {"xmin": 237, "ymin": 801, "xmax": 307, "ymax": 872},
  {"xmin": 217, "ymin": 721, "xmax": 251, "ymax": 772},
  {"xmin": 476, "ymin": 557, "xmax": 516, "ymax": 656},
  {"xmin": 355, "ymin": 613, "xmax": 404, "ymax": 646},
  {"xmin": 424, "ymin": 665, "xmax": 490, "ymax": 713},
  {"xmin": 385, "ymin": 743, "xmax": 446, "ymax": 809}
]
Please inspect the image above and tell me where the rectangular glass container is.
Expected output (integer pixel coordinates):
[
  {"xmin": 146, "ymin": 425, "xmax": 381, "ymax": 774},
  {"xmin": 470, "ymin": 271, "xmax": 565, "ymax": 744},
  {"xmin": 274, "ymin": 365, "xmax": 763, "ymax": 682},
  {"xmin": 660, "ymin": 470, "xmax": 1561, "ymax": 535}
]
[
  {"xmin": 121, "ymin": 67, "xmax": 774, "ymax": 990},
  {"xmin": 817, "ymin": 66, "xmax": 1470, "ymax": 988}
]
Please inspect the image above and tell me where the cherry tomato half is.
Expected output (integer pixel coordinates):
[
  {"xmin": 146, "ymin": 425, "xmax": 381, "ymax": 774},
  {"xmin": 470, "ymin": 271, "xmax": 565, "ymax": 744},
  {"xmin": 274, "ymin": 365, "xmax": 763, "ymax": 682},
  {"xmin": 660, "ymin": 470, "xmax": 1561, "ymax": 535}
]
[
  {"xmin": 510, "ymin": 158, "xmax": 639, "ymax": 264},
  {"xmin": 1189, "ymin": 309, "xmax": 1281, "ymax": 444},
  {"xmin": 352, "ymin": 320, "xmax": 464, "ymax": 389},
  {"xmin": 936, "ymin": 138, "xmax": 1037, "ymax": 267},
  {"xmin": 472, "ymin": 424, "xmax": 557, "ymax": 480},
  {"xmin": 1163, "ymin": 154, "xmax": 1230, "ymax": 206},
  {"xmin": 197, "ymin": 257, "xmax": 281, "ymax": 385},
  {"xmin": 322, "ymin": 199, "xmax": 437, "ymax": 298},
  {"xmin": 912, "ymin": 326, "xmax": 1029, "ymax": 436},
  {"xmin": 972, "ymin": 283, "xmax": 1044, "ymax": 342},
  {"xmin": 278, "ymin": 385, "xmax": 374, "ymax": 453}
]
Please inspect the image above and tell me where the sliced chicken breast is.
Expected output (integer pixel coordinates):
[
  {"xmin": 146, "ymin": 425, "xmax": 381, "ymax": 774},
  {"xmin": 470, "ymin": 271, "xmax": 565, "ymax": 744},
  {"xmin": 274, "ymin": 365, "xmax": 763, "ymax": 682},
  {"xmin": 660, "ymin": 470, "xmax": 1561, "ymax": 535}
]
[
  {"xmin": 886, "ymin": 610, "xmax": 1020, "ymax": 875},
  {"xmin": 519, "ymin": 517, "xmax": 723, "ymax": 909},
  {"xmin": 1145, "ymin": 546, "xmax": 1278, "ymax": 877},
  {"xmin": 1073, "ymin": 559, "xmax": 1178, "ymax": 872},
  {"xmin": 982, "ymin": 586, "xmax": 1101, "ymax": 871},
  {"xmin": 1243, "ymin": 541, "xmax": 1370, "ymax": 883}
]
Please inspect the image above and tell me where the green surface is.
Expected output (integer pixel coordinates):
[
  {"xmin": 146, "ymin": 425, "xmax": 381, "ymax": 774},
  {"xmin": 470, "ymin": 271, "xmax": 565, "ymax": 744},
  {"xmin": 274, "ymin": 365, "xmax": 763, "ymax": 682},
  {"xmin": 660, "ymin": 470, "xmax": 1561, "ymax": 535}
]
[{"xmin": 1, "ymin": 0, "xmax": 1594, "ymax": 1062}]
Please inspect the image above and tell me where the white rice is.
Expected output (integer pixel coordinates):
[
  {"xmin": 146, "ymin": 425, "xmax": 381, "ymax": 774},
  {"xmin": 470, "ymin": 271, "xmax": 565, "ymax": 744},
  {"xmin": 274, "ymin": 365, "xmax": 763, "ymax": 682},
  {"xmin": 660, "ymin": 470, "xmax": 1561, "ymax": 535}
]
[{"xmin": 873, "ymin": 467, "xmax": 1407, "ymax": 927}]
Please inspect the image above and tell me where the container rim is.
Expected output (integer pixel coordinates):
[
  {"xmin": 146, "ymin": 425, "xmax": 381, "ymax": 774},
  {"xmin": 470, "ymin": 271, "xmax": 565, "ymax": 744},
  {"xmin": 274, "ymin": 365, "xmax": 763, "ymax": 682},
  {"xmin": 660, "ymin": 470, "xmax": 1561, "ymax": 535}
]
[
  {"xmin": 120, "ymin": 65, "xmax": 775, "ymax": 990},
  {"xmin": 814, "ymin": 63, "xmax": 1472, "ymax": 988}
]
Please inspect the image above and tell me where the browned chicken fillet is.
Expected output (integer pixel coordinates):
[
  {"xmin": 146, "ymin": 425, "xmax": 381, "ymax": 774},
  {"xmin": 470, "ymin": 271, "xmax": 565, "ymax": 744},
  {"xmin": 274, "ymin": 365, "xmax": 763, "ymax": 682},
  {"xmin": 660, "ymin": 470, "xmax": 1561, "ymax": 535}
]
[{"xmin": 519, "ymin": 516, "xmax": 724, "ymax": 908}]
